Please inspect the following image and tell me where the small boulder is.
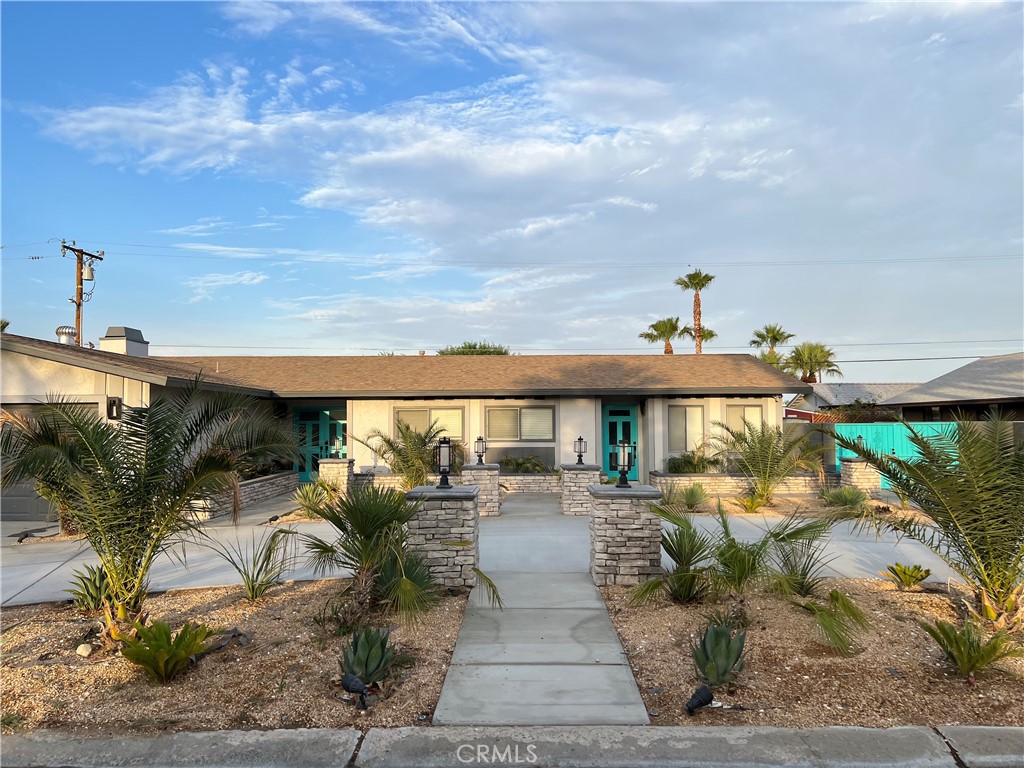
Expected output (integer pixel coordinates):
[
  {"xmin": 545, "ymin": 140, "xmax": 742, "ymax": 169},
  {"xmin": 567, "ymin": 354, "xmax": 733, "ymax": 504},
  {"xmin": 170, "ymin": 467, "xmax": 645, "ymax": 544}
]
[{"xmin": 76, "ymin": 643, "xmax": 94, "ymax": 658}]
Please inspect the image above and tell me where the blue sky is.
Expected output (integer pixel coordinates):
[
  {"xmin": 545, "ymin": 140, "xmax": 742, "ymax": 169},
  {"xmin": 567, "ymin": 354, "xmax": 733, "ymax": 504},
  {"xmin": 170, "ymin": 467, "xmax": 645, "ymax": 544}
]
[{"xmin": 2, "ymin": 1, "xmax": 1021, "ymax": 382}]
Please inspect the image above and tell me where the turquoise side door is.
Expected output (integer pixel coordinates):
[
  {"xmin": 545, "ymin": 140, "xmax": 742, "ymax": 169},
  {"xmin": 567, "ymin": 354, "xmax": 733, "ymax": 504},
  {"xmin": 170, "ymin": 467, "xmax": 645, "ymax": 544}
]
[
  {"xmin": 602, "ymin": 404, "xmax": 639, "ymax": 481},
  {"xmin": 294, "ymin": 407, "xmax": 347, "ymax": 482},
  {"xmin": 835, "ymin": 422, "xmax": 955, "ymax": 489}
]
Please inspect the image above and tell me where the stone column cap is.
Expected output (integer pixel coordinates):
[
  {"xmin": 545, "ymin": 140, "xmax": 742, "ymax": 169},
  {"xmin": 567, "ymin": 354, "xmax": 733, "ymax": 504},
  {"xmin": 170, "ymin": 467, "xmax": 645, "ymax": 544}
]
[
  {"xmin": 588, "ymin": 484, "xmax": 662, "ymax": 499},
  {"xmin": 406, "ymin": 485, "xmax": 480, "ymax": 501},
  {"xmin": 318, "ymin": 458, "xmax": 348, "ymax": 465},
  {"xmin": 838, "ymin": 456, "xmax": 867, "ymax": 463},
  {"xmin": 461, "ymin": 463, "xmax": 501, "ymax": 471},
  {"xmin": 560, "ymin": 463, "xmax": 603, "ymax": 471}
]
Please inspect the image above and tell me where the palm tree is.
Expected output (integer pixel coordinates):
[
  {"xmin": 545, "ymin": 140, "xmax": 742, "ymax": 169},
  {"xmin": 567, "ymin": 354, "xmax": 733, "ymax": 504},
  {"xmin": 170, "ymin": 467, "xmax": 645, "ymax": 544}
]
[
  {"xmin": 749, "ymin": 324, "xmax": 794, "ymax": 354},
  {"xmin": 758, "ymin": 349, "xmax": 786, "ymax": 370},
  {"xmin": 0, "ymin": 384, "xmax": 297, "ymax": 637},
  {"xmin": 359, "ymin": 419, "xmax": 464, "ymax": 491},
  {"xmin": 679, "ymin": 325, "xmax": 717, "ymax": 352},
  {"xmin": 0, "ymin": 318, "xmax": 9, "ymax": 332},
  {"xmin": 674, "ymin": 270, "xmax": 716, "ymax": 354},
  {"xmin": 639, "ymin": 317, "xmax": 687, "ymax": 354},
  {"xmin": 835, "ymin": 417, "xmax": 1024, "ymax": 630},
  {"xmin": 785, "ymin": 341, "xmax": 842, "ymax": 383}
]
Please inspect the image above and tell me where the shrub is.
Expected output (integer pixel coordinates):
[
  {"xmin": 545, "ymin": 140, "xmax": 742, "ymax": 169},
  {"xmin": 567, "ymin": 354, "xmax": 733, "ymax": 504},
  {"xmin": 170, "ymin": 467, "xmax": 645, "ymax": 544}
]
[
  {"xmin": 882, "ymin": 562, "xmax": 932, "ymax": 590},
  {"xmin": 710, "ymin": 420, "xmax": 823, "ymax": 504},
  {"xmin": 690, "ymin": 622, "xmax": 746, "ymax": 688},
  {"xmin": 66, "ymin": 564, "xmax": 110, "ymax": 611},
  {"xmin": 794, "ymin": 589, "xmax": 869, "ymax": 655},
  {"xmin": 702, "ymin": 602, "xmax": 751, "ymax": 631},
  {"xmin": 499, "ymin": 455, "xmax": 552, "ymax": 474},
  {"xmin": 293, "ymin": 478, "xmax": 339, "ymax": 518},
  {"xmin": 821, "ymin": 485, "xmax": 870, "ymax": 514},
  {"xmin": 202, "ymin": 528, "xmax": 296, "ymax": 601},
  {"xmin": 772, "ymin": 539, "xmax": 834, "ymax": 598},
  {"xmin": 735, "ymin": 495, "xmax": 767, "ymax": 514},
  {"xmin": 340, "ymin": 627, "xmax": 395, "ymax": 686},
  {"xmin": 920, "ymin": 619, "xmax": 1024, "ymax": 680},
  {"xmin": 121, "ymin": 621, "xmax": 214, "ymax": 684},
  {"xmin": 629, "ymin": 506, "xmax": 714, "ymax": 605},
  {"xmin": 680, "ymin": 483, "xmax": 709, "ymax": 512},
  {"xmin": 665, "ymin": 448, "xmax": 720, "ymax": 474}
]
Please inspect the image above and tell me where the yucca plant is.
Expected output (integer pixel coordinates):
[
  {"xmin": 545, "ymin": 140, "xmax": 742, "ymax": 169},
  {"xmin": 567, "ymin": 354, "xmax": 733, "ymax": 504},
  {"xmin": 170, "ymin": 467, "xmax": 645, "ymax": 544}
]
[
  {"xmin": 772, "ymin": 539, "xmax": 834, "ymax": 598},
  {"xmin": 710, "ymin": 420, "xmax": 823, "ymax": 505},
  {"xmin": 882, "ymin": 562, "xmax": 932, "ymax": 590},
  {"xmin": 821, "ymin": 485, "xmax": 870, "ymax": 514},
  {"xmin": 834, "ymin": 416, "xmax": 1024, "ymax": 631},
  {"xmin": 629, "ymin": 504, "xmax": 714, "ymax": 605},
  {"xmin": 340, "ymin": 627, "xmax": 395, "ymax": 687},
  {"xmin": 680, "ymin": 484, "xmax": 709, "ymax": 512},
  {"xmin": 920, "ymin": 618, "xmax": 1024, "ymax": 681},
  {"xmin": 690, "ymin": 622, "xmax": 746, "ymax": 687},
  {"xmin": 202, "ymin": 528, "xmax": 297, "ymax": 601},
  {"xmin": 795, "ymin": 589, "xmax": 869, "ymax": 655},
  {"xmin": 121, "ymin": 620, "xmax": 214, "ymax": 684},
  {"xmin": 65, "ymin": 564, "xmax": 111, "ymax": 612},
  {"xmin": 293, "ymin": 478, "xmax": 339, "ymax": 518}
]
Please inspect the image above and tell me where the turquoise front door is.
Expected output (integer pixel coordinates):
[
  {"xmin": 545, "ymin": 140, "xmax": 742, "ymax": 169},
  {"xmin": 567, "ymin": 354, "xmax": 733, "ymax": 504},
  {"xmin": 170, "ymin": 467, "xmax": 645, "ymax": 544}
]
[
  {"xmin": 294, "ymin": 407, "xmax": 347, "ymax": 482},
  {"xmin": 602, "ymin": 404, "xmax": 639, "ymax": 481}
]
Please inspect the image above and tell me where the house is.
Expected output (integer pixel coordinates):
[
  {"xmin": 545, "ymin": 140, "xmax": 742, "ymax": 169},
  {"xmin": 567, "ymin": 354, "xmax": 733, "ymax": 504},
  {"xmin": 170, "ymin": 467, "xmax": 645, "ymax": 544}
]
[
  {"xmin": 785, "ymin": 382, "xmax": 915, "ymax": 422},
  {"xmin": 879, "ymin": 352, "xmax": 1024, "ymax": 421},
  {"xmin": 2, "ymin": 327, "xmax": 810, "ymax": 487}
]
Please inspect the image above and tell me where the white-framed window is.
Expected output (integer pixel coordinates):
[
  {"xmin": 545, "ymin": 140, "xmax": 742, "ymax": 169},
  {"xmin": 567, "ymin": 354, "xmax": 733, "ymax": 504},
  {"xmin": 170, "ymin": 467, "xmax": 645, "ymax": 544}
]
[
  {"xmin": 725, "ymin": 404, "xmax": 764, "ymax": 435},
  {"xmin": 485, "ymin": 406, "xmax": 555, "ymax": 441},
  {"xmin": 668, "ymin": 405, "xmax": 705, "ymax": 453},
  {"xmin": 394, "ymin": 407, "xmax": 464, "ymax": 439}
]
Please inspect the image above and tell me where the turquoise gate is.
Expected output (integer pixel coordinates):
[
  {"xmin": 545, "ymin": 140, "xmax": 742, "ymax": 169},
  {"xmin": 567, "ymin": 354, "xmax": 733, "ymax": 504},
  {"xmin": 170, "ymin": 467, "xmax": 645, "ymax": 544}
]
[{"xmin": 834, "ymin": 422, "xmax": 956, "ymax": 489}]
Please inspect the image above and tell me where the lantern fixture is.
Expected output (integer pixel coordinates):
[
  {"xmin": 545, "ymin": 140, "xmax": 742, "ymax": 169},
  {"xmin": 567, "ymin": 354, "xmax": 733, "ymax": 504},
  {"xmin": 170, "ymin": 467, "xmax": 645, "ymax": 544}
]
[
  {"xmin": 435, "ymin": 436, "xmax": 452, "ymax": 488},
  {"xmin": 615, "ymin": 440, "xmax": 636, "ymax": 488},
  {"xmin": 474, "ymin": 436, "xmax": 487, "ymax": 465},
  {"xmin": 855, "ymin": 435, "xmax": 864, "ymax": 452},
  {"xmin": 573, "ymin": 435, "xmax": 588, "ymax": 464}
]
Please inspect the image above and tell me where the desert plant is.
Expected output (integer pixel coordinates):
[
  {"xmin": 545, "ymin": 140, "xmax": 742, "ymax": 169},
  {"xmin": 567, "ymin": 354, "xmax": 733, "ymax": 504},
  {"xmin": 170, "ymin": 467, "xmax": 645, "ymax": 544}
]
[
  {"xmin": 920, "ymin": 619, "xmax": 1024, "ymax": 681},
  {"xmin": 690, "ymin": 621, "xmax": 746, "ymax": 687},
  {"xmin": 120, "ymin": 620, "xmax": 215, "ymax": 684},
  {"xmin": 340, "ymin": 627, "xmax": 395, "ymax": 686},
  {"xmin": 629, "ymin": 505, "xmax": 714, "ymax": 605},
  {"xmin": 664, "ymin": 444, "xmax": 720, "ymax": 474},
  {"xmin": 639, "ymin": 316, "xmax": 688, "ymax": 355},
  {"xmin": 202, "ymin": 528, "xmax": 297, "ymax": 601},
  {"xmin": 675, "ymin": 269, "xmax": 716, "ymax": 354},
  {"xmin": 702, "ymin": 602, "xmax": 751, "ymax": 631},
  {"xmin": 65, "ymin": 564, "xmax": 111, "ymax": 611},
  {"xmin": 358, "ymin": 419, "xmax": 464, "ymax": 491},
  {"xmin": 735, "ymin": 495, "xmax": 767, "ymax": 514},
  {"xmin": 680, "ymin": 483, "xmax": 709, "ymax": 512},
  {"xmin": 882, "ymin": 562, "xmax": 932, "ymax": 590},
  {"xmin": 795, "ymin": 589, "xmax": 869, "ymax": 655},
  {"xmin": 499, "ymin": 455, "xmax": 552, "ymax": 474},
  {"xmin": 711, "ymin": 420, "xmax": 823, "ymax": 505},
  {"xmin": 834, "ymin": 416, "xmax": 1024, "ymax": 631},
  {"xmin": 0, "ymin": 385, "xmax": 297, "ymax": 639},
  {"xmin": 784, "ymin": 341, "xmax": 842, "ymax": 383},
  {"xmin": 821, "ymin": 485, "xmax": 870, "ymax": 514},
  {"xmin": 293, "ymin": 478, "xmax": 339, "ymax": 518},
  {"xmin": 772, "ymin": 539, "xmax": 835, "ymax": 598}
]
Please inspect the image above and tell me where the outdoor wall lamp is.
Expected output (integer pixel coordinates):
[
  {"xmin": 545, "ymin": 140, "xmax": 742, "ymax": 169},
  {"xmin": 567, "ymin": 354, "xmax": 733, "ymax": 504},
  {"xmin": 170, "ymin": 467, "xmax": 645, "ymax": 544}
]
[
  {"xmin": 474, "ymin": 436, "xmax": 487, "ymax": 464},
  {"xmin": 615, "ymin": 440, "xmax": 636, "ymax": 488},
  {"xmin": 435, "ymin": 436, "xmax": 452, "ymax": 488},
  {"xmin": 573, "ymin": 435, "xmax": 588, "ymax": 464},
  {"xmin": 856, "ymin": 435, "xmax": 864, "ymax": 451}
]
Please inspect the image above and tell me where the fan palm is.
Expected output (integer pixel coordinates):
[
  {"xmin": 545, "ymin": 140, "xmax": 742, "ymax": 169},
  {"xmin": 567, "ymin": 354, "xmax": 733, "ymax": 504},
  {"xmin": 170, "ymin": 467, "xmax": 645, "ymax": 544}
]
[
  {"xmin": 359, "ymin": 419, "xmax": 464, "ymax": 491},
  {"xmin": 0, "ymin": 384, "xmax": 297, "ymax": 635},
  {"xmin": 749, "ymin": 324, "xmax": 794, "ymax": 354},
  {"xmin": 757, "ymin": 349, "xmax": 786, "ymax": 370},
  {"xmin": 785, "ymin": 341, "xmax": 842, "ymax": 383},
  {"xmin": 674, "ymin": 270, "xmax": 716, "ymax": 354},
  {"xmin": 710, "ymin": 420, "xmax": 824, "ymax": 504},
  {"xmin": 835, "ymin": 416, "xmax": 1024, "ymax": 629},
  {"xmin": 639, "ymin": 317, "xmax": 687, "ymax": 355}
]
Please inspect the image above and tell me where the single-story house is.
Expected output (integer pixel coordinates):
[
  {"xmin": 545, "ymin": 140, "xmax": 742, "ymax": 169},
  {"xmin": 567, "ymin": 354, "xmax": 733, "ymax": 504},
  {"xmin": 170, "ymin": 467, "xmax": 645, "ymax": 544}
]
[
  {"xmin": 879, "ymin": 352, "xmax": 1024, "ymax": 421},
  {"xmin": 785, "ymin": 382, "xmax": 915, "ymax": 422},
  {"xmin": 3, "ymin": 327, "xmax": 810, "ymax": 487}
]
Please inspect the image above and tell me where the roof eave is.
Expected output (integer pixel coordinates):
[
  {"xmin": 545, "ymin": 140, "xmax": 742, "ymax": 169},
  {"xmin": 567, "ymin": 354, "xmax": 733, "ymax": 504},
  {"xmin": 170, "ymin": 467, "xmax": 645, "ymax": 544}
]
[{"xmin": 274, "ymin": 385, "xmax": 806, "ymax": 399}]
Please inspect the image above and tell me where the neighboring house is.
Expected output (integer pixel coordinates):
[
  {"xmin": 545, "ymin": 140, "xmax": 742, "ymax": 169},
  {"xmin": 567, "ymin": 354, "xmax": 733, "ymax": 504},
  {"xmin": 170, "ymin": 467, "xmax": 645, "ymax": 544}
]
[
  {"xmin": 879, "ymin": 352, "xmax": 1024, "ymax": 421},
  {"xmin": 2, "ymin": 327, "xmax": 810, "ymax": 486},
  {"xmin": 785, "ymin": 382, "xmax": 915, "ymax": 422}
]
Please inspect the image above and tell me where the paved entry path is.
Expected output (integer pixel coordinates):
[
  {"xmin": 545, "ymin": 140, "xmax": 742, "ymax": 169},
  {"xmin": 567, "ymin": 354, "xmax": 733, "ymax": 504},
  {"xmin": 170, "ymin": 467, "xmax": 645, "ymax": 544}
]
[{"xmin": 432, "ymin": 494, "xmax": 649, "ymax": 726}]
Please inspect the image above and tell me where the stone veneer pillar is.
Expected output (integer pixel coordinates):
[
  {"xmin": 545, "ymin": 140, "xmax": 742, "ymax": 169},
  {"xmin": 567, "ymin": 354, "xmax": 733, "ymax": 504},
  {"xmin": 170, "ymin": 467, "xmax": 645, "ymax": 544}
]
[
  {"xmin": 588, "ymin": 484, "xmax": 663, "ymax": 587},
  {"xmin": 317, "ymin": 458, "xmax": 354, "ymax": 495},
  {"xmin": 560, "ymin": 463, "xmax": 602, "ymax": 516},
  {"xmin": 839, "ymin": 457, "xmax": 881, "ymax": 495},
  {"xmin": 405, "ymin": 485, "xmax": 480, "ymax": 588},
  {"xmin": 460, "ymin": 464, "xmax": 501, "ymax": 517}
]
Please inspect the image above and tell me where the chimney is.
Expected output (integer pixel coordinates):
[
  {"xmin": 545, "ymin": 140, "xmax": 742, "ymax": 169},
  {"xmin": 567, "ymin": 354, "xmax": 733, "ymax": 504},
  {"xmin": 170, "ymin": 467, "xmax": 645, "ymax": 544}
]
[
  {"xmin": 55, "ymin": 326, "xmax": 76, "ymax": 345},
  {"xmin": 99, "ymin": 326, "xmax": 149, "ymax": 357}
]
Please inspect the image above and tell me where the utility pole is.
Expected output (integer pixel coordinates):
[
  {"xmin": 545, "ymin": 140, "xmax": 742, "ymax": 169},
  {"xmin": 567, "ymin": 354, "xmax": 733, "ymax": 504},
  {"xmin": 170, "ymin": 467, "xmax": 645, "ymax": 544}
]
[{"xmin": 61, "ymin": 240, "xmax": 104, "ymax": 347}]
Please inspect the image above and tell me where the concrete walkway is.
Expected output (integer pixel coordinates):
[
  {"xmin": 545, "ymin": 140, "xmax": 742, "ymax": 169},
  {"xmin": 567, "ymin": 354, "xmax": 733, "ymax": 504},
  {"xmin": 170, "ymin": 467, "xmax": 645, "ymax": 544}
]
[{"xmin": 433, "ymin": 494, "xmax": 649, "ymax": 726}]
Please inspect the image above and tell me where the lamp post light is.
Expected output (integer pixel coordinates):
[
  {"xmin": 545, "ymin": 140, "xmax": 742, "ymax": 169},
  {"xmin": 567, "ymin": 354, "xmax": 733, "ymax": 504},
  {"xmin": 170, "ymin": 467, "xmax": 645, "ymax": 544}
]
[
  {"xmin": 474, "ymin": 436, "xmax": 487, "ymax": 465},
  {"xmin": 615, "ymin": 440, "xmax": 636, "ymax": 488},
  {"xmin": 435, "ymin": 436, "xmax": 452, "ymax": 488},
  {"xmin": 855, "ymin": 435, "xmax": 864, "ymax": 452},
  {"xmin": 573, "ymin": 435, "xmax": 588, "ymax": 465}
]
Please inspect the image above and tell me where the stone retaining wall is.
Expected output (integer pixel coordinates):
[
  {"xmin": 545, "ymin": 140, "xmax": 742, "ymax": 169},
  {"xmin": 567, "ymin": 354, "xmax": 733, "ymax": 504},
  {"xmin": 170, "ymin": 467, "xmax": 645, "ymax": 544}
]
[
  {"xmin": 589, "ymin": 485, "xmax": 663, "ymax": 587},
  {"xmin": 500, "ymin": 473, "xmax": 561, "ymax": 494},
  {"xmin": 405, "ymin": 486, "xmax": 479, "ymax": 589},
  {"xmin": 198, "ymin": 471, "xmax": 300, "ymax": 519},
  {"xmin": 648, "ymin": 472, "xmax": 822, "ymax": 497},
  {"xmin": 560, "ymin": 464, "xmax": 602, "ymax": 516},
  {"xmin": 840, "ymin": 458, "xmax": 881, "ymax": 493}
]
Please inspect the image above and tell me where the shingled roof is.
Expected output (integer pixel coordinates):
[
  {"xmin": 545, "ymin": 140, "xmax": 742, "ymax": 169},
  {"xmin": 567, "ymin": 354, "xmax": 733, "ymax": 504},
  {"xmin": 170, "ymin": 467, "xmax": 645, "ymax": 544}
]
[
  {"xmin": 1, "ymin": 333, "xmax": 270, "ymax": 396},
  {"xmin": 162, "ymin": 353, "xmax": 810, "ymax": 399},
  {"xmin": 882, "ymin": 352, "xmax": 1024, "ymax": 406},
  {"xmin": 807, "ymin": 382, "xmax": 916, "ymax": 407}
]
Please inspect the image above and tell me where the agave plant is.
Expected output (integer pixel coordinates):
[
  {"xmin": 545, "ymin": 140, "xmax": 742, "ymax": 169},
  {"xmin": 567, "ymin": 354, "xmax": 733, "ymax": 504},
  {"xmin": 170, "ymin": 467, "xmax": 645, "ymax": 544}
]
[
  {"xmin": 690, "ymin": 622, "xmax": 746, "ymax": 687},
  {"xmin": 65, "ymin": 564, "xmax": 111, "ymax": 612},
  {"xmin": 710, "ymin": 420, "xmax": 823, "ymax": 505},
  {"xmin": 293, "ymin": 478, "xmax": 339, "ymax": 518},
  {"xmin": 835, "ymin": 416, "xmax": 1024, "ymax": 631},
  {"xmin": 340, "ymin": 627, "xmax": 395, "ymax": 687},
  {"xmin": 920, "ymin": 618, "xmax": 1024, "ymax": 680},
  {"xmin": 882, "ymin": 562, "xmax": 932, "ymax": 590},
  {"xmin": 121, "ymin": 620, "xmax": 214, "ymax": 684}
]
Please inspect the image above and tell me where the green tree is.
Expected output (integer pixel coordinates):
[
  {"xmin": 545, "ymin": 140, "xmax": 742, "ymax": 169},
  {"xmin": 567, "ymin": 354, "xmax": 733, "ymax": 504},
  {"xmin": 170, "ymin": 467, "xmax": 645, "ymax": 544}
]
[
  {"xmin": 674, "ymin": 270, "xmax": 716, "ymax": 354},
  {"xmin": 681, "ymin": 325, "xmax": 717, "ymax": 350},
  {"xmin": 0, "ymin": 384, "xmax": 297, "ymax": 638},
  {"xmin": 757, "ymin": 349, "xmax": 786, "ymax": 369},
  {"xmin": 749, "ymin": 324, "xmax": 794, "ymax": 354},
  {"xmin": 835, "ymin": 417, "xmax": 1024, "ymax": 630},
  {"xmin": 639, "ymin": 317, "xmax": 688, "ymax": 354},
  {"xmin": 437, "ymin": 341, "xmax": 510, "ymax": 355},
  {"xmin": 785, "ymin": 341, "xmax": 842, "ymax": 383},
  {"xmin": 0, "ymin": 319, "xmax": 9, "ymax": 332},
  {"xmin": 359, "ymin": 419, "xmax": 464, "ymax": 491}
]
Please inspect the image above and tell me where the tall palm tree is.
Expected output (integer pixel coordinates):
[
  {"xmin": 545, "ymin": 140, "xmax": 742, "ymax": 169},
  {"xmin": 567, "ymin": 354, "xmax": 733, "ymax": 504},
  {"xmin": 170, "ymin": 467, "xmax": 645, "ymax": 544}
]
[
  {"xmin": 785, "ymin": 341, "xmax": 842, "ymax": 383},
  {"xmin": 639, "ymin": 317, "xmax": 687, "ymax": 354},
  {"xmin": 680, "ymin": 325, "xmax": 717, "ymax": 352},
  {"xmin": 674, "ymin": 270, "xmax": 716, "ymax": 354},
  {"xmin": 758, "ymin": 349, "xmax": 786, "ymax": 370},
  {"xmin": 0, "ymin": 383, "xmax": 297, "ymax": 636},
  {"xmin": 749, "ymin": 324, "xmax": 794, "ymax": 354}
]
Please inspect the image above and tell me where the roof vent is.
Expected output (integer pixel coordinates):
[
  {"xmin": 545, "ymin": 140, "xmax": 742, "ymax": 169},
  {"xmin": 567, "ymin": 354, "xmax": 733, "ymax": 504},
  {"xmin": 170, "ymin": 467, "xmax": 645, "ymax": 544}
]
[
  {"xmin": 99, "ymin": 326, "xmax": 149, "ymax": 357},
  {"xmin": 55, "ymin": 325, "xmax": 76, "ymax": 345}
]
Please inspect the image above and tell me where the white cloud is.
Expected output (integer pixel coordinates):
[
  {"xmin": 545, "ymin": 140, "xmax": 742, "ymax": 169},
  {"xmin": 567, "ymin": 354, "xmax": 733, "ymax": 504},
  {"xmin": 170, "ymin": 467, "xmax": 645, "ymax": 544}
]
[{"xmin": 183, "ymin": 271, "xmax": 269, "ymax": 303}]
